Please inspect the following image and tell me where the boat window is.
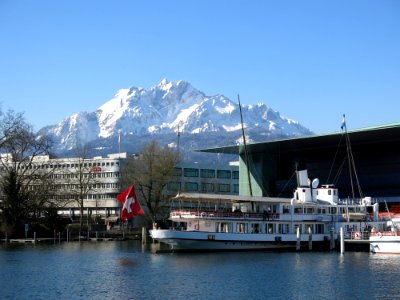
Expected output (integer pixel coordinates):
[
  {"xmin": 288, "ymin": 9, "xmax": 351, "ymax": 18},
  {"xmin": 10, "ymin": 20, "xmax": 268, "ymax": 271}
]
[
  {"xmin": 278, "ymin": 223, "xmax": 289, "ymax": 234},
  {"xmin": 330, "ymin": 207, "xmax": 337, "ymax": 214},
  {"xmin": 266, "ymin": 223, "xmax": 274, "ymax": 234},
  {"xmin": 283, "ymin": 205, "xmax": 290, "ymax": 214},
  {"xmin": 216, "ymin": 222, "xmax": 231, "ymax": 233},
  {"xmin": 251, "ymin": 223, "xmax": 260, "ymax": 233},
  {"xmin": 294, "ymin": 207, "xmax": 302, "ymax": 214},
  {"xmin": 236, "ymin": 223, "xmax": 247, "ymax": 233},
  {"xmin": 306, "ymin": 207, "xmax": 314, "ymax": 214},
  {"xmin": 294, "ymin": 224, "xmax": 302, "ymax": 234},
  {"xmin": 315, "ymin": 224, "xmax": 324, "ymax": 234},
  {"xmin": 328, "ymin": 190, "xmax": 332, "ymax": 195}
]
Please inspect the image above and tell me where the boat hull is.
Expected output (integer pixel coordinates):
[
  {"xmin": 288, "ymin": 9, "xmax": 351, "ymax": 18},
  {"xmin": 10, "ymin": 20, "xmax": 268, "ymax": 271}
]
[
  {"xmin": 150, "ymin": 229, "xmax": 331, "ymax": 251},
  {"xmin": 370, "ymin": 234, "xmax": 400, "ymax": 254}
]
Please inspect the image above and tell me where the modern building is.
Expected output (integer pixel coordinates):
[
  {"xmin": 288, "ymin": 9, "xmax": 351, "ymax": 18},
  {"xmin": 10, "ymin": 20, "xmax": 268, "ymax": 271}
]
[
  {"xmin": 166, "ymin": 163, "xmax": 239, "ymax": 196},
  {"xmin": 202, "ymin": 123, "xmax": 400, "ymax": 204},
  {"xmin": 0, "ymin": 152, "xmax": 239, "ymax": 221}
]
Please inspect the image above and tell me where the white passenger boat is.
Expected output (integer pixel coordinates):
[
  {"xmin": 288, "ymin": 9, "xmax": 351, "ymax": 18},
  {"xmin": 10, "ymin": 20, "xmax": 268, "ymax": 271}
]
[
  {"xmin": 370, "ymin": 215, "xmax": 400, "ymax": 254},
  {"xmin": 370, "ymin": 232, "xmax": 400, "ymax": 254},
  {"xmin": 150, "ymin": 169, "xmax": 384, "ymax": 251}
]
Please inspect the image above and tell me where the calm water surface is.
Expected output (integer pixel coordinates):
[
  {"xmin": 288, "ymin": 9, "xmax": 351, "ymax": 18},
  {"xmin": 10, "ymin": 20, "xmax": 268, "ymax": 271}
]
[{"xmin": 0, "ymin": 241, "xmax": 398, "ymax": 300}]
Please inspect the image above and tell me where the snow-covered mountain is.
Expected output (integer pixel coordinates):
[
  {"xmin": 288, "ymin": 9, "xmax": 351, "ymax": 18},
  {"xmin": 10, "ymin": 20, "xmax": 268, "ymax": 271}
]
[{"xmin": 39, "ymin": 79, "xmax": 313, "ymax": 157}]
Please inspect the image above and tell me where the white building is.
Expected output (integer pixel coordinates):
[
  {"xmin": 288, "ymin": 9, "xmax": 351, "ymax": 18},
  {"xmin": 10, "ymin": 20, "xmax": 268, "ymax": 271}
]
[{"xmin": 0, "ymin": 152, "xmax": 239, "ymax": 221}]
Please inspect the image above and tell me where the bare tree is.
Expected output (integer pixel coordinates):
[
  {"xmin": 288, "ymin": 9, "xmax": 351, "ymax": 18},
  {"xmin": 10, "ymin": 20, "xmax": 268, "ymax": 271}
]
[
  {"xmin": 0, "ymin": 110, "xmax": 53, "ymax": 236},
  {"xmin": 120, "ymin": 140, "xmax": 180, "ymax": 225},
  {"xmin": 59, "ymin": 146, "xmax": 101, "ymax": 231}
]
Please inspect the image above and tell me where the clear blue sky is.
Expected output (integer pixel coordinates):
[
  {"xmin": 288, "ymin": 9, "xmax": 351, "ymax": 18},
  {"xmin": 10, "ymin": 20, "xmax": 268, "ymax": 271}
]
[{"xmin": 0, "ymin": 0, "xmax": 399, "ymax": 133}]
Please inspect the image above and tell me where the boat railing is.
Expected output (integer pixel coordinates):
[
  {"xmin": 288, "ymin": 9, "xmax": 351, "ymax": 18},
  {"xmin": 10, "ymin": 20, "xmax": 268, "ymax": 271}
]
[
  {"xmin": 369, "ymin": 231, "xmax": 400, "ymax": 237},
  {"xmin": 344, "ymin": 230, "xmax": 371, "ymax": 240},
  {"xmin": 170, "ymin": 210, "xmax": 280, "ymax": 221}
]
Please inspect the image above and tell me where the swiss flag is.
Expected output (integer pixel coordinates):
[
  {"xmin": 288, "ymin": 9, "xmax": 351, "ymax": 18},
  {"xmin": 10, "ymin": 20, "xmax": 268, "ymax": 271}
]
[{"xmin": 117, "ymin": 184, "xmax": 144, "ymax": 221}]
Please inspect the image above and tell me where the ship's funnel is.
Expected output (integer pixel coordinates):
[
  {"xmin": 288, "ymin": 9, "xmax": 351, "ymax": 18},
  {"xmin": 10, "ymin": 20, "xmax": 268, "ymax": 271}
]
[{"xmin": 297, "ymin": 169, "xmax": 309, "ymax": 187}]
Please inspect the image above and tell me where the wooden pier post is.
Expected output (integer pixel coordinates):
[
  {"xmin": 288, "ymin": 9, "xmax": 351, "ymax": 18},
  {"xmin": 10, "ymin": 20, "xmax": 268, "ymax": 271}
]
[
  {"xmin": 142, "ymin": 227, "xmax": 147, "ymax": 245},
  {"xmin": 340, "ymin": 227, "xmax": 345, "ymax": 254},
  {"xmin": 308, "ymin": 226, "xmax": 312, "ymax": 250},
  {"xmin": 296, "ymin": 227, "xmax": 300, "ymax": 251}
]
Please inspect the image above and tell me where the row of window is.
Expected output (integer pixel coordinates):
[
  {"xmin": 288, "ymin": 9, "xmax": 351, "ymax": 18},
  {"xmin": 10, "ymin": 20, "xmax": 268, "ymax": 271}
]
[
  {"xmin": 167, "ymin": 182, "xmax": 239, "ymax": 193},
  {"xmin": 214, "ymin": 222, "xmax": 325, "ymax": 234},
  {"xmin": 14, "ymin": 161, "xmax": 119, "ymax": 170},
  {"xmin": 52, "ymin": 193, "xmax": 119, "ymax": 201},
  {"xmin": 27, "ymin": 183, "xmax": 121, "ymax": 191},
  {"xmin": 50, "ymin": 172, "xmax": 120, "ymax": 180},
  {"xmin": 174, "ymin": 168, "xmax": 239, "ymax": 179}
]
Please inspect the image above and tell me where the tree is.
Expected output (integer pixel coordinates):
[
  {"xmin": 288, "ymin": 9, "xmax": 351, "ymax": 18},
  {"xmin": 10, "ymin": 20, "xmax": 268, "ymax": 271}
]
[
  {"xmin": 0, "ymin": 110, "xmax": 54, "ymax": 236},
  {"xmin": 58, "ymin": 146, "xmax": 102, "ymax": 231},
  {"xmin": 120, "ymin": 140, "xmax": 180, "ymax": 225}
]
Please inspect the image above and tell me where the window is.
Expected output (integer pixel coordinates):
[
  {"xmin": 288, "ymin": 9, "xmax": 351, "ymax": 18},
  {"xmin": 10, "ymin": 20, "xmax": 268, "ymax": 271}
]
[
  {"xmin": 217, "ymin": 170, "xmax": 231, "ymax": 179},
  {"xmin": 266, "ymin": 223, "xmax": 274, "ymax": 234},
  {"xmin": 185, "ymin": 182, "xmax": 198, "ymax": 192},
  {"xmin": 278, "ymin": 223, "xmax": 290, "ymax": 234},
  {"xmin": 218, "ymin": 184, "xmax": 230, "ymax": 192},
  {"xmin": 236, "ymin": 223, "xmax": 247, "ymax": 233},
  {"xmin": 232, "ymin": 171, "xmax": 239, "ymax": 179},
  {"xmin": 233, "ymin": 184, "xmax": 239, "ymax": 193},
  {"xmin": 201, "ymin": 183, "xmax": 214, "ymax": 192},
  {"xmin": 200, "ymin": 169, "xmax": 215, "ymax": 178},
  {"xmin": 315, "ymin": 224, "xmax": 324, "ymax": 234},
  {"xmin": 184, "ymin": 168, "xmax": 199, "ymax": 177},
  {"xmin": 251, "ymin": 223, "xmax": 260, "ymax": 233},
  {"xmin": 172, "ymin": 168, "xmax": 182, "ymax": 176},
  {"xmin": 167, "ymin": 182, "xmax": 181, "ymax": 191}
]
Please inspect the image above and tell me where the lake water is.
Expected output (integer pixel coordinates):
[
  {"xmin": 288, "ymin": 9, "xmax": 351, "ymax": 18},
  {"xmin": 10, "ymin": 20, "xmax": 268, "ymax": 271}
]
[{"xmin": 0, "ymin": 241, "xmax": 398, "ymax": 300}]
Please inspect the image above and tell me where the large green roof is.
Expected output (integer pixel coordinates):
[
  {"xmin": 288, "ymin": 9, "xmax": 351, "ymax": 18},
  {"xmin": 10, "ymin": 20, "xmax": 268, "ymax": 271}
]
[{"xmin": 200, "ymin": 122, "xmax": 400, "ymax": 155}]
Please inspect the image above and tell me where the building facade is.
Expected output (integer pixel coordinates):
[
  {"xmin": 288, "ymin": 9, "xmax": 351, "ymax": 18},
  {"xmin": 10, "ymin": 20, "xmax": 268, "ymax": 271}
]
[{"xmin": 0, "ymin": 153, "xmax": 239, "ymax": 220}]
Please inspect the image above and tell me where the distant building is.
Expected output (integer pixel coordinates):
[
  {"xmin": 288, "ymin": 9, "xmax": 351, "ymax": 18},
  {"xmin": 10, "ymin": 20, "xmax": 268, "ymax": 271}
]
[
  {"xmin": 166, "ymin": 162, "xmax": 239, "ymax": 196},
  {"xmin": 0, "ymin": 152, "xmax": 239, "ymax": 220}
]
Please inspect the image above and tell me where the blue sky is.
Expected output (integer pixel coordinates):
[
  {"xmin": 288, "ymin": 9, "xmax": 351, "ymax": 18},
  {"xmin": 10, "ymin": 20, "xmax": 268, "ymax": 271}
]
[{"xmin": 0, "ymin": 0, "xmax": 399, "ymax": 133}]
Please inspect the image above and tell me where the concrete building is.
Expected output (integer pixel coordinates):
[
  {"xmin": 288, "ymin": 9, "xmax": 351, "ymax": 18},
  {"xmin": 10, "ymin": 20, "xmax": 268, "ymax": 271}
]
[
  {"xmin": 0, "ymin": 152, "xmax": 239, "ymax": 221},
  {"xmin": 166, "ymin": 162, "xmax": 239, "ymax": 196}
]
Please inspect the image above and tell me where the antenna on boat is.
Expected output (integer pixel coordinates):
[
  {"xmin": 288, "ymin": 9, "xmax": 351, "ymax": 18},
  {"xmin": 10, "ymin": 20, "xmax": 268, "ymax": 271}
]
[{"xmin": 238, "ymin": 95, "xmax": 253, "ymax": 197}]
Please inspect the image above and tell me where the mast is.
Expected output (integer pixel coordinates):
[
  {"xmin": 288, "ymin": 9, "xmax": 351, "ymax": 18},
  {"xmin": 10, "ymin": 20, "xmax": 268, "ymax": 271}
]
[
  {"xmin": 238, "ymin": 95, "xmax": 253, "ymax": 197},
  {"xmin": 342, "ymin": 114, "xmax": 363, "ymax": 201}
]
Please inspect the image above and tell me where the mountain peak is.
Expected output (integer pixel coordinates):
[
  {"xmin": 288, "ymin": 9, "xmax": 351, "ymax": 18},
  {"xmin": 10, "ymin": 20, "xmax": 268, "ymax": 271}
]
[{"xmin": 39, "ymin": 80, "xmax": 313, "ymax": 156}]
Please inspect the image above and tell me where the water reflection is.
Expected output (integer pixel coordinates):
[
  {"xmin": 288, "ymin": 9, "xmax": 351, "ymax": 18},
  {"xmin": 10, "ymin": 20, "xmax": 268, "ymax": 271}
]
[{"xmin": 0, "ymin": 241, "xmax": 399, "ymax": 300}]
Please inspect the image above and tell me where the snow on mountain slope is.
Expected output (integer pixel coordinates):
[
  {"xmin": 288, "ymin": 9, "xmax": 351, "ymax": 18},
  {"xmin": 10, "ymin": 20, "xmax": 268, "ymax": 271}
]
[{"xmin": 38, "ymin": 79, "xmax": 313, "ymax": 153}]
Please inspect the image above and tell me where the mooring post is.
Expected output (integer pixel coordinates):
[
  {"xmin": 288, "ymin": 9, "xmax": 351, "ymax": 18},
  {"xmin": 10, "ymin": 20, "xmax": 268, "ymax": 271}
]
[
  {"xmin": 308, "ymin": 226, "xmax": 312, "ymax": 250},
  {"xmin": 296, "ymin": 226, "xmax": 301, "ymax": 251},
  {"xmin": 340, "ymin": 227, "xmax": 345, "ymax": 254},
  {"xmin": 33, "ymin": 232, "xmax": 36, "ymax": 244},
  {"xmin": 142, "ymin": 227, "xmax": 147, "ymax": 245}
]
